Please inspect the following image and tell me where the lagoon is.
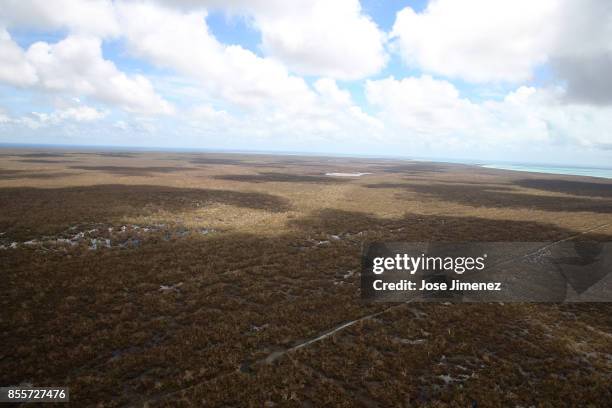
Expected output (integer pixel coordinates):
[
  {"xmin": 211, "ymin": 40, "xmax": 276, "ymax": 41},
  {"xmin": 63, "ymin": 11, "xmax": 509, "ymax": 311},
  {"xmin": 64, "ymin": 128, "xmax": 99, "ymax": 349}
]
[{"xmin": 482, "ymin": 163, "xmax": 612, "ymax": 179}]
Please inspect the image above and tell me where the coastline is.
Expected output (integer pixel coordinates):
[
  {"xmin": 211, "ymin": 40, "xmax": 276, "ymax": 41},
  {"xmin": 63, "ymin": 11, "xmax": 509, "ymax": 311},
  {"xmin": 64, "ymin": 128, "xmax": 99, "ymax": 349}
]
[{"xmin": 481, "ymin": 163, "xmax": 612, "ymax": 180}]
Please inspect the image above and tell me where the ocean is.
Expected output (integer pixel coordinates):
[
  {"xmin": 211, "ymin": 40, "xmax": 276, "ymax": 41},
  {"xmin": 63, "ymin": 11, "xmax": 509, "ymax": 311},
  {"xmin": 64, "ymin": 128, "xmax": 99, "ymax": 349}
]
[{"xmin": 481, "ymin": 164, "xmax": 612, "ymax": 180}]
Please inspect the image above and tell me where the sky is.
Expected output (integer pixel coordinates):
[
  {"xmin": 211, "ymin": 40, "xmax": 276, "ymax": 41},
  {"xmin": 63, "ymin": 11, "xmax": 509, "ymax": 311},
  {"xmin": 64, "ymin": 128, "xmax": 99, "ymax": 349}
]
[{"xmin": 0, "ymin": 0, "xmax": 611, "ymax": 166}]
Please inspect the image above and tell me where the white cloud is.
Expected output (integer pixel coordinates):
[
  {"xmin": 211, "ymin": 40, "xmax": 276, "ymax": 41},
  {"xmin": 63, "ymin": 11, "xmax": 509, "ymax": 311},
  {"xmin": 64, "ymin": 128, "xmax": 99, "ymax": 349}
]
[
  {"xmin": 0, "ymin": 109, "xmax": 11, "ymax": 123},
  {"xmin": 549, "ymin": 0, "xmax": 612, "ymax": 104},
  {"xmin": 150, "ymin": 0, "xmax": 387, "ymax": 80},
  {"xmin": 113, "ymin": 1, "xmax": 383, "ymax": 141},
  {"xmin": 0, "ymin": 0, "xmax": 120, "ymax": 38},
  {"xmin": 366, "ymin": 75, "xmax": 612, "ymax": 150},
  {"xmin": 366, "ymin": 76, "xmax": 488, "ymax": 138},
  {"xmin": 180, "ymin": 78, "xmax": 383, "ymax": 143},
  {"xmin": 190, "ymin": 104, "xmax": 231, "ymax": 122},
  {"xmin": 0, "ymin": 104, "xmax": 107, "ymax": 132},
  {"xmin": 391, "ymin": 0, "xmax": 560, "ymax": 83},
  {"xmin": 2, "ymin": 0, "xmax": 383, "ymax": 146},
  {"xmin": 497, "ymin": 86, "xmax": 612, "ymax": 149},
  {"xmin": 56, "ymin": 106, "xmax": 108, "ymax": 121},
  {"xmin": 32, "ymin": 106, "xmax": 108, "ymax": 124},
  {"xmin": 0, "ymin": 29, "xmax": 38, "ymax": 86},
  {"xmin": 250, "ymin": 0, "xmax": 387, "ymax": 80},
  {"xmin": 391, "ymin": 0, "xmax": 612, "ymax": 105},
  {"xmin": 0, "ymin": 1, "xmax": 172, "ymax": 115},
  {"xmin": 28, "ymin": 35, "xmax": 173, "ymax": 114},
  {"xmin": 313, "ymin": 78, "xmax": 352, "ymax": 106},
  {"xmin": 113, "ymin": 120, "xmax": 129, "ymax": 131},
  {"xmin": 0, "ymin": 30, "xmax": 172, "ymax": 115},
  {"xmin": 116, "ymin": 1, "xmax": 314, "ymax": 111}
]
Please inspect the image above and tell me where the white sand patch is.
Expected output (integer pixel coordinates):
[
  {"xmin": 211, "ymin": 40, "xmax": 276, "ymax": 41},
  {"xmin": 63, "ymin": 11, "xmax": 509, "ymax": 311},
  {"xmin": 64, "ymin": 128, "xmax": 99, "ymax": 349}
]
[{"xmin": 325, "ymin": 172, "xmax": 372, "ymax": 177}]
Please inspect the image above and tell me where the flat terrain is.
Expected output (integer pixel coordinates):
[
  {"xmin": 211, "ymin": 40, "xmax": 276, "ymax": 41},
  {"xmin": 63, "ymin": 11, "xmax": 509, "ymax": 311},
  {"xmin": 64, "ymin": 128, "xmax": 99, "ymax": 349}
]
[{"xmin": 1, "ymin": 149, "xmax": 611, "ymax": 407}]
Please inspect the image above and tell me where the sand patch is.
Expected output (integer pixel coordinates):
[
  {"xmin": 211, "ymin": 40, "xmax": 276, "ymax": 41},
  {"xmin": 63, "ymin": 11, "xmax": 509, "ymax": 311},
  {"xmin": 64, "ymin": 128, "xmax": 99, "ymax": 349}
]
[{"xmin": 325, "ymin": 172, "xmax": 372, "ymax": 177}]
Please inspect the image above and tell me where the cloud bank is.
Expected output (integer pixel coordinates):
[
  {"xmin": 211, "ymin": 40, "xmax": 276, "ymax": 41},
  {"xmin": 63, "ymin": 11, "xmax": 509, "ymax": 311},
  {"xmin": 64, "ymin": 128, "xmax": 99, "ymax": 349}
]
[{"xmin": 0, "ymin": 0, "xmax": 610, "ymax": 164}]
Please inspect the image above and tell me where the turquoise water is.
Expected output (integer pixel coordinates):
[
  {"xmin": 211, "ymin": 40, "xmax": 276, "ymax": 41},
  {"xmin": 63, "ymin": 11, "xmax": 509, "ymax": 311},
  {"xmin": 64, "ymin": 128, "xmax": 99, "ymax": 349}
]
[{"xmin": 482, "ymin": 164, "xmax": 612, "ymax": 179}]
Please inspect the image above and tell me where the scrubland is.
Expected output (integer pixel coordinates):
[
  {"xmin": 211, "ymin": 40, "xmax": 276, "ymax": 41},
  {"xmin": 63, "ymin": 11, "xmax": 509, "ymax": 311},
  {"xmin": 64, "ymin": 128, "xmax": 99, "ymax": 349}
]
[{"xmin": 1, "ymin": 149, "xmax": 611, "ymax": 406}]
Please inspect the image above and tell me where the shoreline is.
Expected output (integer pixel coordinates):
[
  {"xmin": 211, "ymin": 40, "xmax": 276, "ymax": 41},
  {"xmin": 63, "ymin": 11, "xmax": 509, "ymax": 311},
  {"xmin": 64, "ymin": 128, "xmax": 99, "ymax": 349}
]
[
  {"xmin": 481, "ymin": 163, "xmax": 612, "ymax": 180},
  {"xmin": 1, "ymin": 145, "xmax": 611, "ymax": 181}
]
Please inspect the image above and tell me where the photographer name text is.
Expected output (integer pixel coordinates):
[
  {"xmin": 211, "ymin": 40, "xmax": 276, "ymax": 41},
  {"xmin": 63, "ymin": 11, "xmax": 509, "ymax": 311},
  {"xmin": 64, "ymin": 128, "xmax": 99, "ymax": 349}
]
[{"xmin": 372, "ymin": 279, "xmax": 502, "ymax": 291}]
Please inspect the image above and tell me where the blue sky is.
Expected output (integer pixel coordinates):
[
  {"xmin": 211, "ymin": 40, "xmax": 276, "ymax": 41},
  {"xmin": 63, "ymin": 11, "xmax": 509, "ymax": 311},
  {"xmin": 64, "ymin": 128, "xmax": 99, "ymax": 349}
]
[{"xmin": 0, "ymin": 0, "xmax": 611, "ymax": 166}]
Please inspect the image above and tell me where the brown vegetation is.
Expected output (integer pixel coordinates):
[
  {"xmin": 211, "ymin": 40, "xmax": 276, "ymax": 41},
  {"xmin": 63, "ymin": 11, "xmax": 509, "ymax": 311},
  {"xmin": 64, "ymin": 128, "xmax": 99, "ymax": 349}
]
[
  {"xmin": 1, "ymin": 149, "xmax": 611, "ymax": 407},
  {"xmin": 69, "ymin": 165, "xmax": 198, "ymax": 176},
  {"xmin": 215, "ymin": 172, "xmax": 348, "ymax": 184},
  {"xmin": 366, "ymin": 182, "xmax": 612, "ymax": 213}
]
